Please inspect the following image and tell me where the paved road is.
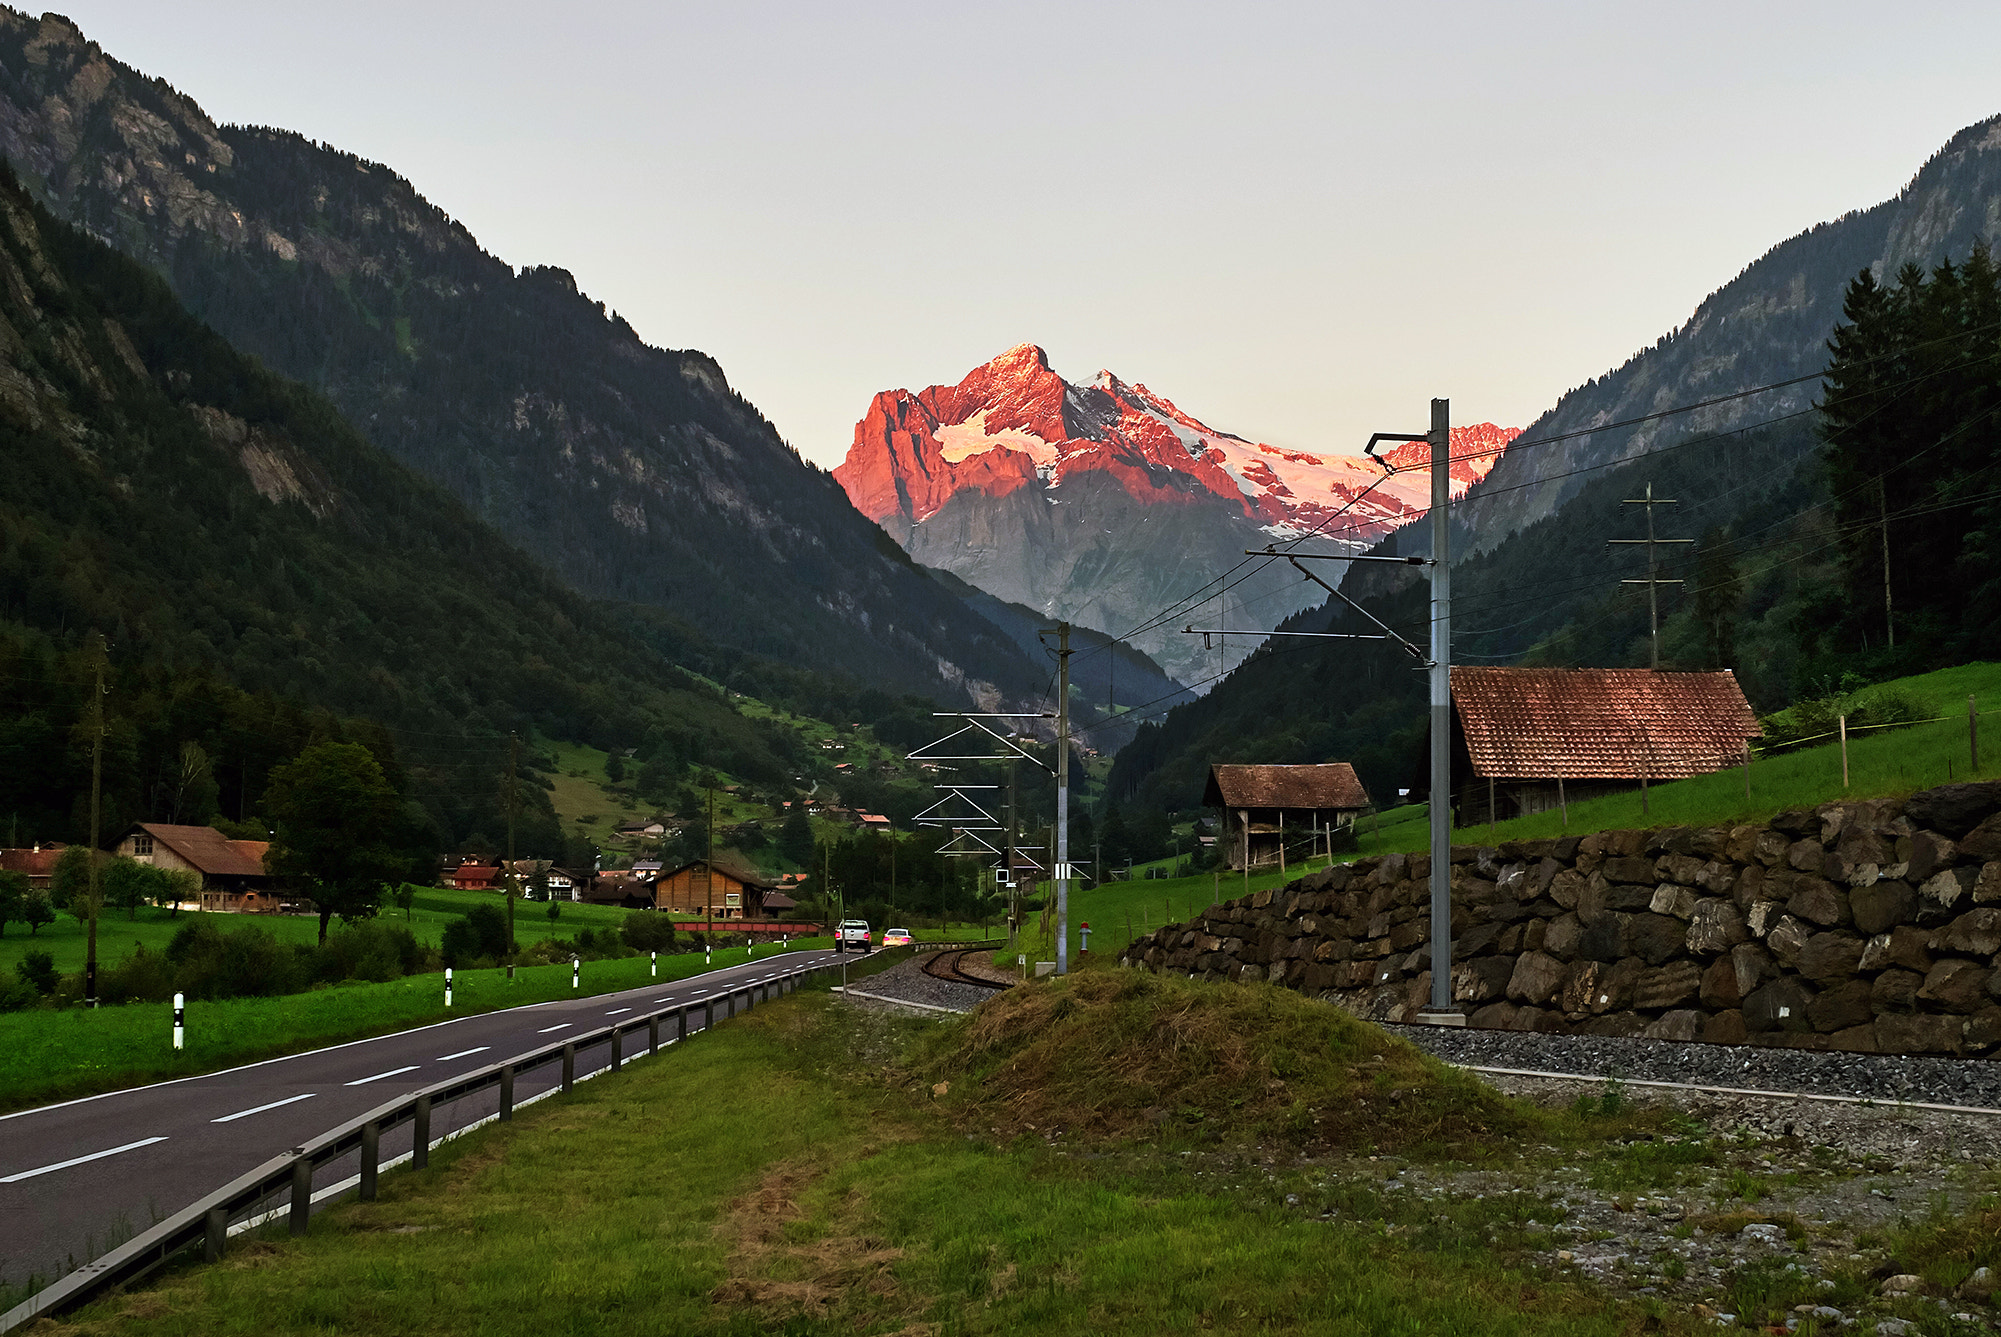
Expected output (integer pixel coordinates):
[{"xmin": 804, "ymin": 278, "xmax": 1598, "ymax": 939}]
[{"xmin": 0, "ymin": 949, "xmax": 847, "ymax": 1288}]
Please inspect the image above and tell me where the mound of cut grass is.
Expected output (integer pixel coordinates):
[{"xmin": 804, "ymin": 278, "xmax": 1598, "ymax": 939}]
[{"xmin": 919, "ymin": 969, "xmax": 1529, "ymax": 1153}]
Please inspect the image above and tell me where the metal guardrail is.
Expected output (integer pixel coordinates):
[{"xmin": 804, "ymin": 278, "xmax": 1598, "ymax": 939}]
[{"xmin": 0, "ymin": 956, "xmax": 841, "ymax": 1332}]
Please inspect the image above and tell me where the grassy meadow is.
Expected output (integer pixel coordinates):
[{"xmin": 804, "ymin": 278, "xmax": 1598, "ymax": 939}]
[
  {"xmin": 0, "ymin": 938, "xmax": 829, "ymax": 1114},
  {"xmin": 44, "ymin": 974, "xmax": 1724, "ymax": 1337},
  {"xmin": 0, "ymin": 885, "xmax": 637, "ymax": 979}
]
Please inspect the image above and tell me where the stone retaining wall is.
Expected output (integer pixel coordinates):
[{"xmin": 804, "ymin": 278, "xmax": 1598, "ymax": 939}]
[{"xmin": 1118, "ymin": 781, "xmax": 2001, "ymax": 1056}]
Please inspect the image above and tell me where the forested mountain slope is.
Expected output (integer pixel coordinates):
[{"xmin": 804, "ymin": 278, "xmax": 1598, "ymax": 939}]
[
  {"xmin": 0, "ymin": 163, "xmax": 820, "ymax": 853},
  {"xmin": 0, "ymin": 9, "xmax": 1044, "ymax": 705}
]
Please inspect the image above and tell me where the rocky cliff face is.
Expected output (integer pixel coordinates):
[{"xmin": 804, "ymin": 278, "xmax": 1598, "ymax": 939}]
[
  {"xmin": 837, "ymin": 343, "xmax": 1515, "ymax": 682},
  {"xmin": 1124, "ymin": 783, "xmax": 2001, "ymax": 1059},
  {"xmin": 1442, "ymin": 114, "xmax": 2001, "ymax": 555},
  {"xmin": 0, "ymin": 9, "xmax": 1046, "ymax": 705}
]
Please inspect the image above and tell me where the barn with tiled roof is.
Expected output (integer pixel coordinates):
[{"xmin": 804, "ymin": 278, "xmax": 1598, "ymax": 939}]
[{"xmin": 1450, "ymin": 667, "xmax": 1760, "ymax": 824}]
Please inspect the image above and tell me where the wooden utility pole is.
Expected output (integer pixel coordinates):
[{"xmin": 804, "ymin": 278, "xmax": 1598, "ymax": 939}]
[
  {"xmin": 85, "ymin": 635, "xmax": 106, "ymax": 1009},
  {"xmin": 505, "ymin": 732, "xmax": 519, "ymax": 955},
  {"xmin": 1054, "ymin": 624, "xmax": 1073, "ymax": 975},
  {"xmin": 706, "ymin": 785, "xmax": 716, "ymax": 930},
  {"xmin": 1881, "ymin": 480, "xmax": 1895, "ymax": 649},
  {"xmin": 1609, "ymin": 482, "xmax": 1693, "ymax": 669}
]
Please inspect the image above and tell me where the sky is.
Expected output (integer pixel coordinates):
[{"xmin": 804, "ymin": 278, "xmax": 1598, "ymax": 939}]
[{"xmin": 43, "ymin": 1, "xmax": 2001, "ymax": 469}]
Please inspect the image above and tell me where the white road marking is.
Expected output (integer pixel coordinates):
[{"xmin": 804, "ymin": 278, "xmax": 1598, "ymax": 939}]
[
  {"xmin": 436, "ymin": 1047, "xmax": 490, "ymax": 1061},
  {"xmin": 536, "ymin": 1023, "xmax": 572, "ymax": 1034},
  {"xmin": 604, "ymin": 1008, "xmax": 631, "ymax": 1015},
  {"xmin": 211, "ymin": 1093, "xmax": 316, "ymax": 1124},
  {"xmin": 345, "ymin": 1065, "xmax": 421, "ymax": 1087},
  {"xmin": 0, "ymin": 1136, "xmax": 169, "ymax": 1183}
]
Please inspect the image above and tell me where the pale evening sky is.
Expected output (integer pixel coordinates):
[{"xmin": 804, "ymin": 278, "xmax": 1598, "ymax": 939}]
[{"xmin": 43, "ymin": 1, "xmax": 2001, "ymax": 468}]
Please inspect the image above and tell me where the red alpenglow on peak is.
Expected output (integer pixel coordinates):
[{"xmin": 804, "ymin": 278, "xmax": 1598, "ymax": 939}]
[{"xmin": 835, "ymin": 344, "xmax": 1519, "ymax": 545}]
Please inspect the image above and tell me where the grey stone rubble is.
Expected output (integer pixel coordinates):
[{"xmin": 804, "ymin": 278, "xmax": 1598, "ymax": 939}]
[{"xmin": 1385, "ymin": 1023, "xmax": 2001, "ymax": 1108}]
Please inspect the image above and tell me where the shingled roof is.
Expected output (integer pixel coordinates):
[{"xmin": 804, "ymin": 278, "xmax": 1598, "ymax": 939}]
[
  {"xmin": 1203, "ymin": 763, "xmax": 1372, "ymax": 812},
  {"xmin": 137, "ymin": 823, "xmax": 269, "ymax": 877},
  {"xmin": 1451, "ymin": 667, "xmax": 1759, "ymax": 782}
]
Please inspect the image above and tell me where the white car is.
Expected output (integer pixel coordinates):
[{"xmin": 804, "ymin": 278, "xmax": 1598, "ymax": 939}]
[
  {"xmin": 881, "ymin": 927, "xmax": 913, "ymax": 948},
  {"xmin": 835, "ymin": 919, "xmax": 872, "ymax": 953}
]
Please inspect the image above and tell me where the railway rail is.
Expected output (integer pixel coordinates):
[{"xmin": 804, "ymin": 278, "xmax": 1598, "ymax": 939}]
[{"xmin": 920, "ymin": 947, "xmax": 1014, "ymax": 991}]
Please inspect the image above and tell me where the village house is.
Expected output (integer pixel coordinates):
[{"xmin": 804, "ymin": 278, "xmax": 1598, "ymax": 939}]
[
  {"xmin": 443, "ymin": 861, "xmax": 500, "ymax": 891},
  {"xmin": 0, "ymin": 844, "xmax": 64, "ymax": 889},
  {"xmin": 115, "ymin": 823, "xmax": 278, "ymax": 913},
  {"xmin": 582, "ymin": 872, "xmax": 654, "ymax": 909},
  {"xmin": 1203, "ymin": 763, "xmax": 1373, "ymax": 872},
  {"xmin": 1450, "ymin": 666, "xmax": 1761, "ymax": 825},
  {"xmin": 652, "ymin": 858, "xmax": 779, "ymax": 919}
]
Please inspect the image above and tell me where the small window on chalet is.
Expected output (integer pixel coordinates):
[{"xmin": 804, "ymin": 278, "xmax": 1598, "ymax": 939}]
[
  {"xmin": 133, "ymin": 833, "xmax": 154, "ymax": 856},
  {"xmin": 725, "ymin": 893, "xmax": 742, "ymax": 909}
]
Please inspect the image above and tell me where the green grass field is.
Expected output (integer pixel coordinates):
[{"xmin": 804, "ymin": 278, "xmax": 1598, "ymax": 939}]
[
  {"xmin": 0, "ymin": 885, "xmax": 637, "ymax": 978},
  {"xmin": 48, "ymin": 982, "xmax": 1706, "ymax": 1337},
  {"xmin": 0, "ymin": 937, "xmax": 831, "ymax": 1114}
]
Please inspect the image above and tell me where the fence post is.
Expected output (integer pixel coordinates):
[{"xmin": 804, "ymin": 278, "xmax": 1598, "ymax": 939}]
[
  {"xmin": 705, "ymin": 997, "xmax": 714, "ymax": 1032},
  {"xmin": 360, "ymin": 1121, "xmax": 380, "ymax": 1201},
  {"xmin": 413, "ymin": 1095, "xmax": 432, "ymax": 1169},
  {"xmin": 204, "ymin": 1205, "xmax": 227, "ymax": 1263},
  {"xmin": 289, "ymin": 1157, "xmax": 313, "ymax": 1237},
  {"xmin": 562, "ymin": 1042, "xmax": 575, "ymax": 1092},
  {"xmin": 1973, "ymin": 695, "xmax": 1981, "ymax": 773},
  {"xmin": 678, "ymin": 1006, "xmax": 688, "ymax": 1043},
  {"xmin": 1840, "ymin": 714, "xmax": 1850, "ymax": 789},
  {"xmin": 1743, "ymin": 741, "xmax": 1751, "ymax": 800},
  {"xmin": 499, "ymin": 1064, "xmax": 515, "ymax": 1121},
  {"xmin": 648, "ymin": 1014, "xmax": 660, "ymax": 1054}
]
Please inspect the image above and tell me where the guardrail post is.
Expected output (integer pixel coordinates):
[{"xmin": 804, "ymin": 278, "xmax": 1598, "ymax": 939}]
[
  {"xmin": 704, "ymin": 997, "xmax": 713, "ymax": 1032},
  {"xmin": 413, "ymin": 1095, "xmax": 432, "ymax": 1169},
  {"xmin": 500, "ymin": 1064, "xmax": 515, "ymax": 1121},
  {"xmin": 204, "ymin": 1205, "xmax": 227, "ymax": 1263},
  {"xmin": 610, "ymin": 1025, "xmax": 623, "ymax": 1072},
  {"xmin": 360, "ymin": 1121, "xmax": 380, "ymax": 1202},
  {"xmin": 648, "ymin": 1014, "xmax": 659, "ymax": 1054},
  {"xmin": 677, "ymin": 1006, "xmax": 688, "ymax": 1043},
  {"xmin": 562, "ymin": 1042, "xmax": 575, "ymax": 1092},
  {"xmin": 289, "ymin": 1157, "xmax": 313, "ymax": 1236}
]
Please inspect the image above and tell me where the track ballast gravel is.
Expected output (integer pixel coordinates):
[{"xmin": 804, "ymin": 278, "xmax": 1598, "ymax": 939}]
[
  {"xmin": 832, "ymin": 952, "xmax": 1001, "ymax": 1014},
  {"xmin": 1384, "ymin": 1021, "xmax": 2001, "ymax": 1108}
]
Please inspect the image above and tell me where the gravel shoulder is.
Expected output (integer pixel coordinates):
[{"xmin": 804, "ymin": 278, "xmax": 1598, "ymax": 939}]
[{"xmin": 830, "ymin": 953, "xmax": 1005, "ymax": 1015}]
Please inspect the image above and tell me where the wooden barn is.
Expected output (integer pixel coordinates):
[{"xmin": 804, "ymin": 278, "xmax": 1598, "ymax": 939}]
[
  {"xmin": 1202, "ymin": 763, "xmax": 1373, "ymax": 872},
  {"xmin": 115, "ymin": 823, "xmax": 276, "ymax": 913},
  {"xmin": 1450, "ymin": 667, "xmax": 1761, "ymax": 825},
  {"xmin": 652, "ymin": 858, "xmax": 779, "ymax": 919}
]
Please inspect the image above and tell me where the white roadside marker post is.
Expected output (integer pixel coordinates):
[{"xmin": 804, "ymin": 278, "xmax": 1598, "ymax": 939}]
[
  {"xmin": 445, "ymin": 967, "xmax": 453, "ymax": 1009},
  {"xmin": 572, "ymin": 956, "xmax": 580, "ymax": 991},
  {"xmin": 651, "ymin": 950, "xmax": 657, "ymax": 978},
  {"xmin": 172, "ymin": 992, "xmax": 184, "ymax": 1050}
]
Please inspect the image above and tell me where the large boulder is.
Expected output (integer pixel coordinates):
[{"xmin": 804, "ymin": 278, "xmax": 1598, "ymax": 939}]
[
  {"xmin": 1902, "ymin": 781, "xmax": 2001, "ymax": 838},
  {"xmin": 1871, "ymin": 968, "xmax": 1924, "ymax": 1013},
  {"xmin": 1731, "ymin": 942, "xmax": 1780, "ymax": 998},
  {"xmin": 1451, "ymin": 956, "xmax": 1514, "ymax": 1005},
  {"xmin": 1875, "ymin": 1013, "xmax": 1963, "ymax": 1054},
  {"xmin": 1904, "ymin": 830, "xmax": 1959, "ymax": 883},
  {"xmin": 1577, "ymin": 912, "xmax": 1633, "ymax": 963},
  {"xmin": 1643, "ymin": 1010, "xmax": 1703, "ymax": 1042},
  {"xmin": 1917, "ymin": 959, "xmax": 1994, "ymax": 1013},
  {"xmin": 1850, "ymin": 879, "xmax": 1917, "ymax": 936},
  {"xmin": 1961, "ymin": 813, "xmax": 2001, "ymax": 861},
  {"xmin": 1796, "ymin": 931, "xmax": 1867, "ymax": 985},
  {"xmin": 1918, "ymin": 869, "xmax": 1975, "ymax": 925},
  {"xmin": 1635, "ymin": 961, "xmax": 1702, "ymax": 1010},
  {"xmin": 1808, "ymin": 979, "xmax": 1874, "ymax": 1032},
  {"xmin": 1766, "ymin": 915, "xmax": 1811, "ymax": 968},
  {"xmin": 1701, "ymin": 956, "xmax": 1743, "ymax": 1009},
  {"xmin": 1630, "ymin": 913, "xmax": 1689, "ymax": 965},
  {"xmin": 1505, "ymin": 950, "xmax": 1566, "ymax": 1005},
  {"xmin": 1935, "ymin": 908, "xmax": 2001, "ymax": 957},
  {"xmin": 1785, "ymin": 877, "xmax": 1850, "ymax": 927},
  {"xmin": 1744, "ymin": 977, "xmax": 1815, "ymax": 1032},
  {"xmin": 1650, "ymin": 883, "xmax": 1699, "ymax": 919},
  {"xmin": 1686, "ymin": 899, "xmax": 1748, "ymax": 955}
]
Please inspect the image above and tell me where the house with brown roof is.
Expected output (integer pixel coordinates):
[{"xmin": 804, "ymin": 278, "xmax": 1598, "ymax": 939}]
[
  {"xmin": 1202, "ymin": 763, "xmax": 1373, "ymax": 872},
  {"xmin": 1450, "ymin": 667, "xmax": 1760, "ymax": 825},
  {"xmin": 115, "ymin": 823, "xmax": 278, "ymax": 913},
  {"xmin": 444, "ymin": 861, "xmax": 501, "ymax": 891},
  {"xmin": 0, "ymin": 844, "xmax": 64, "ymax": 889}
]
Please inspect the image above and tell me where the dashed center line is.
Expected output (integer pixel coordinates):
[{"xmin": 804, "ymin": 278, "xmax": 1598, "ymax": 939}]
[
  {"xmin": 436, "ymin": 1047, "xmax": 489, "ymax": 1062},
  {"xmin": 212, "ymin": 1093, "xmax": 316, "ymax": 1124},
  {"xmin": 536, "ymin": 1023, "xmax": 572, "ymax": 1034},
  {"xmin": 604, "ymin": 1008, "xmax": 631, "ymax": 1015},
  {"xmin": 0, "ymin": 1136, "xmax": 168, "ymax": 1184},
  {"xmin": 345, "ymin": 1065, "xmax": 420, "ymax": 1087}
]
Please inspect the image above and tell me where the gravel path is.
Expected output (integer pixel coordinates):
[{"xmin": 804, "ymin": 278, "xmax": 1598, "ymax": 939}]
[
  {"xmin": 1385, "ymin": 1022, "xmax": 2001, "ymax": 1109},
  {"xmin": 832, "ymin": 953, "xmax": 1005, "ymax": 1015}
]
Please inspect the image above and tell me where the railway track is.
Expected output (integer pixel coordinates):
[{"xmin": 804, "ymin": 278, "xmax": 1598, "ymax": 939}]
[{"xmin": 921, "ymin": 947, "xmax": 1014, "ymax": 991}]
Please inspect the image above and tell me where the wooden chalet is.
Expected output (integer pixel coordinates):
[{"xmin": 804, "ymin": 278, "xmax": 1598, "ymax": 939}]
[
  {"xmin": 1203, "ymin": 764, "xmax": 1372, "ymax": 872},
  {"xmin": 1450, "ymin": 667, "xmax": 1761, "ymax": 824},
  {"xmin": 116, "ymin": 823, "xmax": 277, "ymax": 913},
  {"xmin": 653, "ymin": 858, "xmax": 779, "ymax": 919},
  {"xmin": 444, "ymin": 861, "xmax": 500, "ymax": 891},
  {"xmin": 582, "ymin": 873, "xmax": 654, "ymax": 909}
]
